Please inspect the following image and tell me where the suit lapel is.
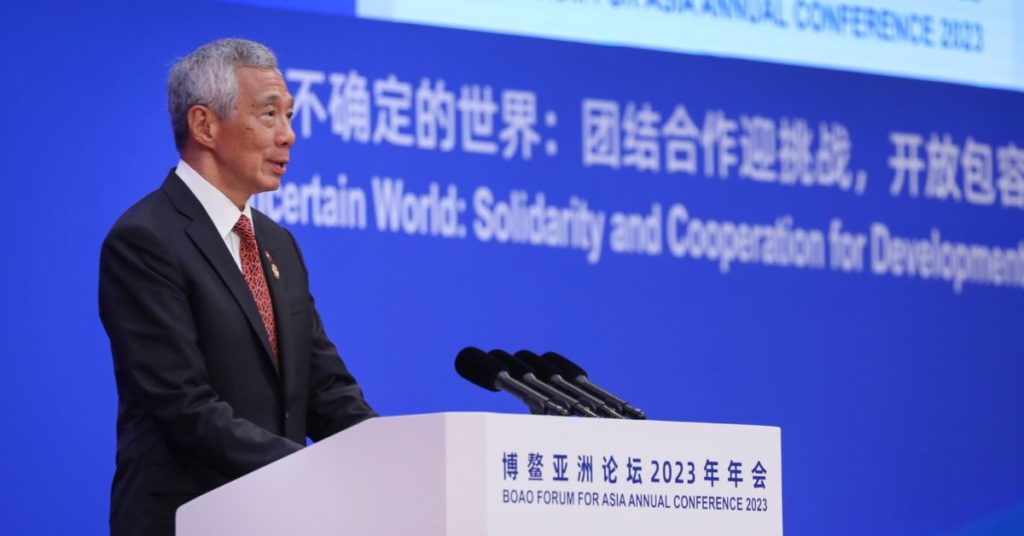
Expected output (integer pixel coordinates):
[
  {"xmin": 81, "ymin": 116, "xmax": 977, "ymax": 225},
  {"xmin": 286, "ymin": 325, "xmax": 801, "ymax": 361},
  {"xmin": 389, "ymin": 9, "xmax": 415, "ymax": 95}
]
[
  {"xmin": 162, "ymin": 173, "xmax": 280, "ymax": 374},
  {"xmin": 254, "ymin": 214, "xmax": 297, "ymax": 400}
]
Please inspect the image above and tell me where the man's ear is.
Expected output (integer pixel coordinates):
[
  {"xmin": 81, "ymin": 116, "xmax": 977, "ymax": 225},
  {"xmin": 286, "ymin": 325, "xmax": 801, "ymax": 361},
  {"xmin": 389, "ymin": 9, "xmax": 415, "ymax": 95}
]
[{"xmin": 187, "ymin": 104, "xmax": 219, "ymax": 149}]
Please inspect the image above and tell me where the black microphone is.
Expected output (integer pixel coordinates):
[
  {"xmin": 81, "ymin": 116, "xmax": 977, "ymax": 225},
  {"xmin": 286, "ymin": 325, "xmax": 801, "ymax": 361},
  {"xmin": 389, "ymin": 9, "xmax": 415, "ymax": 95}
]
[
  {"xmin": 490, "ymin": 350, "xmax": 600, "ymax": 418},
  {"xmin": 543, "ymin": 351, "xmax": 647, "ymax": 420},
  {"xmin": 515, "ymin": 350, "xmax": 624, "ymax": 419},
  {"xmin": 455, "ymin": 347, "xmax": 569, "ymax": 416}
]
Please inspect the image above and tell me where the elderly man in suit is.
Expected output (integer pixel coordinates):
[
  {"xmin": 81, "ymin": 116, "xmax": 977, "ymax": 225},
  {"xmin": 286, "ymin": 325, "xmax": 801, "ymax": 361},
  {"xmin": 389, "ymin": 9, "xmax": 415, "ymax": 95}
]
[{"xmin": 99, "ymin": 38, "xmax": 376, "ymax": 535}]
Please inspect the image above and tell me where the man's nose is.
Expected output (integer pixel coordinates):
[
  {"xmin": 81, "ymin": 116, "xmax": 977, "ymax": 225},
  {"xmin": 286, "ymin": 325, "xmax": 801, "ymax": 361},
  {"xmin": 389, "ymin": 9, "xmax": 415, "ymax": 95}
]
[{"xmin": 278, "ymin": 116, "xmax": 296, "ymax": 147}]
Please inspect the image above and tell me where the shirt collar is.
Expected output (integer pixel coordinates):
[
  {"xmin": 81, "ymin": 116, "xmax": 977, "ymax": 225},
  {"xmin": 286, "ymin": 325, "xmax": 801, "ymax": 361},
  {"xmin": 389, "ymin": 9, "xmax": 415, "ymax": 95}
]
[{"xmin": 175, "ymin": 159, "xmax": 254, "ymax": 240}]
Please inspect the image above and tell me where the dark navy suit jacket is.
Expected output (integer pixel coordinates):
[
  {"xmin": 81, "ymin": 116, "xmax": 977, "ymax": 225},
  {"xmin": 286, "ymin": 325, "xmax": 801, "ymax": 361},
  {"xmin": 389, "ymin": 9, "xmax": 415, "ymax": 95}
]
[{"xmin": 99, "ymin": 171, "xmax": 375, "ymax": 535}]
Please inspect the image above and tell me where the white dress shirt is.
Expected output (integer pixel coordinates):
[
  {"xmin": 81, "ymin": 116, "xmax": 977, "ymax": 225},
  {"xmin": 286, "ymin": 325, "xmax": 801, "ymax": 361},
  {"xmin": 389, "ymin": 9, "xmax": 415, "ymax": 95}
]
[{"xmin": 175, "ymin": 159, "xmax": 253, "ymax": 271}]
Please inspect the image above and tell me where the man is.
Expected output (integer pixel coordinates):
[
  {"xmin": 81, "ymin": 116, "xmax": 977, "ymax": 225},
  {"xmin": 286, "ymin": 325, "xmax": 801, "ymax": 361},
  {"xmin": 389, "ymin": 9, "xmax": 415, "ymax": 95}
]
[{"xmin": 99, "ymin": 38, "xmax": 376, "ymax": 535}]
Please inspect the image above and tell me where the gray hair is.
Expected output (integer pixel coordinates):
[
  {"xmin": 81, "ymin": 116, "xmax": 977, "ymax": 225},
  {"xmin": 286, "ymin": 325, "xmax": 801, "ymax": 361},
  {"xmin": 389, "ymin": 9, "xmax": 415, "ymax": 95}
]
[{"xmin": 168, "ymin": 38, "xmax": 279, "ymax": 151}]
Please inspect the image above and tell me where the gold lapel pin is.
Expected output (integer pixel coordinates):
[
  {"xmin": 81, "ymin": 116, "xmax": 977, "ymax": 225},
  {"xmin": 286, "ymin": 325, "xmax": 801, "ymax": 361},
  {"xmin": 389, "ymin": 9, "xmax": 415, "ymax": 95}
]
[{"xmin": 271, "ymin": 264, "xmax": 280, "ymax": 280}]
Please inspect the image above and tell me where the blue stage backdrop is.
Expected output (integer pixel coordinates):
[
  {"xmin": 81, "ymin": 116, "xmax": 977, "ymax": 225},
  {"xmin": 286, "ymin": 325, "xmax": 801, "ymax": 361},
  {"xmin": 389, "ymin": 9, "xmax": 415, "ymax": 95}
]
[{"xmin": 1, "ymin": 1, "xmax": 1022, "ymax": 534}]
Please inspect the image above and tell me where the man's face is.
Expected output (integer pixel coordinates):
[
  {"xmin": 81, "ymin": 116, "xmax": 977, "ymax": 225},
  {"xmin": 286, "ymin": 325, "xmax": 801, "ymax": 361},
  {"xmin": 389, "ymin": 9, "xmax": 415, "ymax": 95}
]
[{"xmin": 213, "ymin": 66, "xmax": 295, "ymax": 200}]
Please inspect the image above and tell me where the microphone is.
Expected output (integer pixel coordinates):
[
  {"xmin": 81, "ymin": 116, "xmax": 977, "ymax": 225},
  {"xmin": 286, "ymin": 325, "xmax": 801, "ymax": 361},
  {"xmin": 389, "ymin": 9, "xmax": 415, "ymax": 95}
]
[
  {"xmin": 543, "ymin": 351, "xmax": 647, "ymax": 420},
  {"xmin": 490, "ymin": 350, "xmax": 600, "ymax": 418},
  {"xmin": 455, "ymin": 347, "xmax": 569, "ymax": 416},
  {"xmin": 514, "ymin": 350, "xmax": 625, "ymax": 419}
]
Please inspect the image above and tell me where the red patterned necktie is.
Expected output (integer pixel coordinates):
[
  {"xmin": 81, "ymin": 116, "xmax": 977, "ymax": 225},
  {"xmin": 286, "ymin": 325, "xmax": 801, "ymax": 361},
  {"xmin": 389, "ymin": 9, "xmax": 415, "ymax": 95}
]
[{"xmin": 233, "ymin": 214, "xmax": 278, "ymax": 364}]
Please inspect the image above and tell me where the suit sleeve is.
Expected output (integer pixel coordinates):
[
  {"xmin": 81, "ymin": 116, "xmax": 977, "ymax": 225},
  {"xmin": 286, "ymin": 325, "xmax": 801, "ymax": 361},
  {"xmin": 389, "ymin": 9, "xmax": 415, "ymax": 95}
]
[
  {"xmin": 283, "ymin": 229, "xmax": 377, "ymax": 441},
  {"xmin": 99, "ymin": 222, "xmax": 303, "ymax": 479}
]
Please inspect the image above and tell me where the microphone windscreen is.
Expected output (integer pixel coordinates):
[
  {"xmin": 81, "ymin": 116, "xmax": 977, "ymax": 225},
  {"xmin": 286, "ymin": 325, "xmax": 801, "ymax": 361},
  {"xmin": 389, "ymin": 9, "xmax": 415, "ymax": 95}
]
[
  {"xmin": 515, "ymin": 350, "xmax": 562, "ymax": 381},
  {"xmin": 542, "ymin": 351, "xmax": 588, "ymax": 379},
  {"xmin": 490, "ymin": 349, "xmax": 533, "ymax": 380},
  {"xmin": 455, "ymin": 346, "xmax": 507, "ymax": 391}
]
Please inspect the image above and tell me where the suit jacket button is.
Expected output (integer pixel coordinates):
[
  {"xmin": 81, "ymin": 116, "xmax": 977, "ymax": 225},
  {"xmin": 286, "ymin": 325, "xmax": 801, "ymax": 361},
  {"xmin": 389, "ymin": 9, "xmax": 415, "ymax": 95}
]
[{"xmin": 284, "ymin": 411, "xmax": 290, "ymax": 420}]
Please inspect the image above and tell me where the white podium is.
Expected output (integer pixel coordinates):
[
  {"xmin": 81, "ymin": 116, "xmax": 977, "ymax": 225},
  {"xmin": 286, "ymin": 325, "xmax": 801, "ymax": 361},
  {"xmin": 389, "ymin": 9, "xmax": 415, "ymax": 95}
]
[{"xmin": 178, "ymin": 412, "xmax": 782, "ymax": 535}]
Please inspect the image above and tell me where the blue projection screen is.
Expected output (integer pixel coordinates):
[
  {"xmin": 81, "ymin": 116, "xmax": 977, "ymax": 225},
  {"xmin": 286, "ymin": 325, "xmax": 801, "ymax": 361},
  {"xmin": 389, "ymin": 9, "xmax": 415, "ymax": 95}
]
[{"xmin": 1, "ymin": 1, "xmax": 1022, "ymax": 534}]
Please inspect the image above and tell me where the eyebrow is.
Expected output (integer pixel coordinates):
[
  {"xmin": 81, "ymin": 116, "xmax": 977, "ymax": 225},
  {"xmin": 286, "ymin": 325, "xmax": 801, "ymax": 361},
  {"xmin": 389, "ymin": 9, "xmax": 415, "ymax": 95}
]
[{"xmin": 256, "ymin": 94, "xmax": 295, "ymax": 109}]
